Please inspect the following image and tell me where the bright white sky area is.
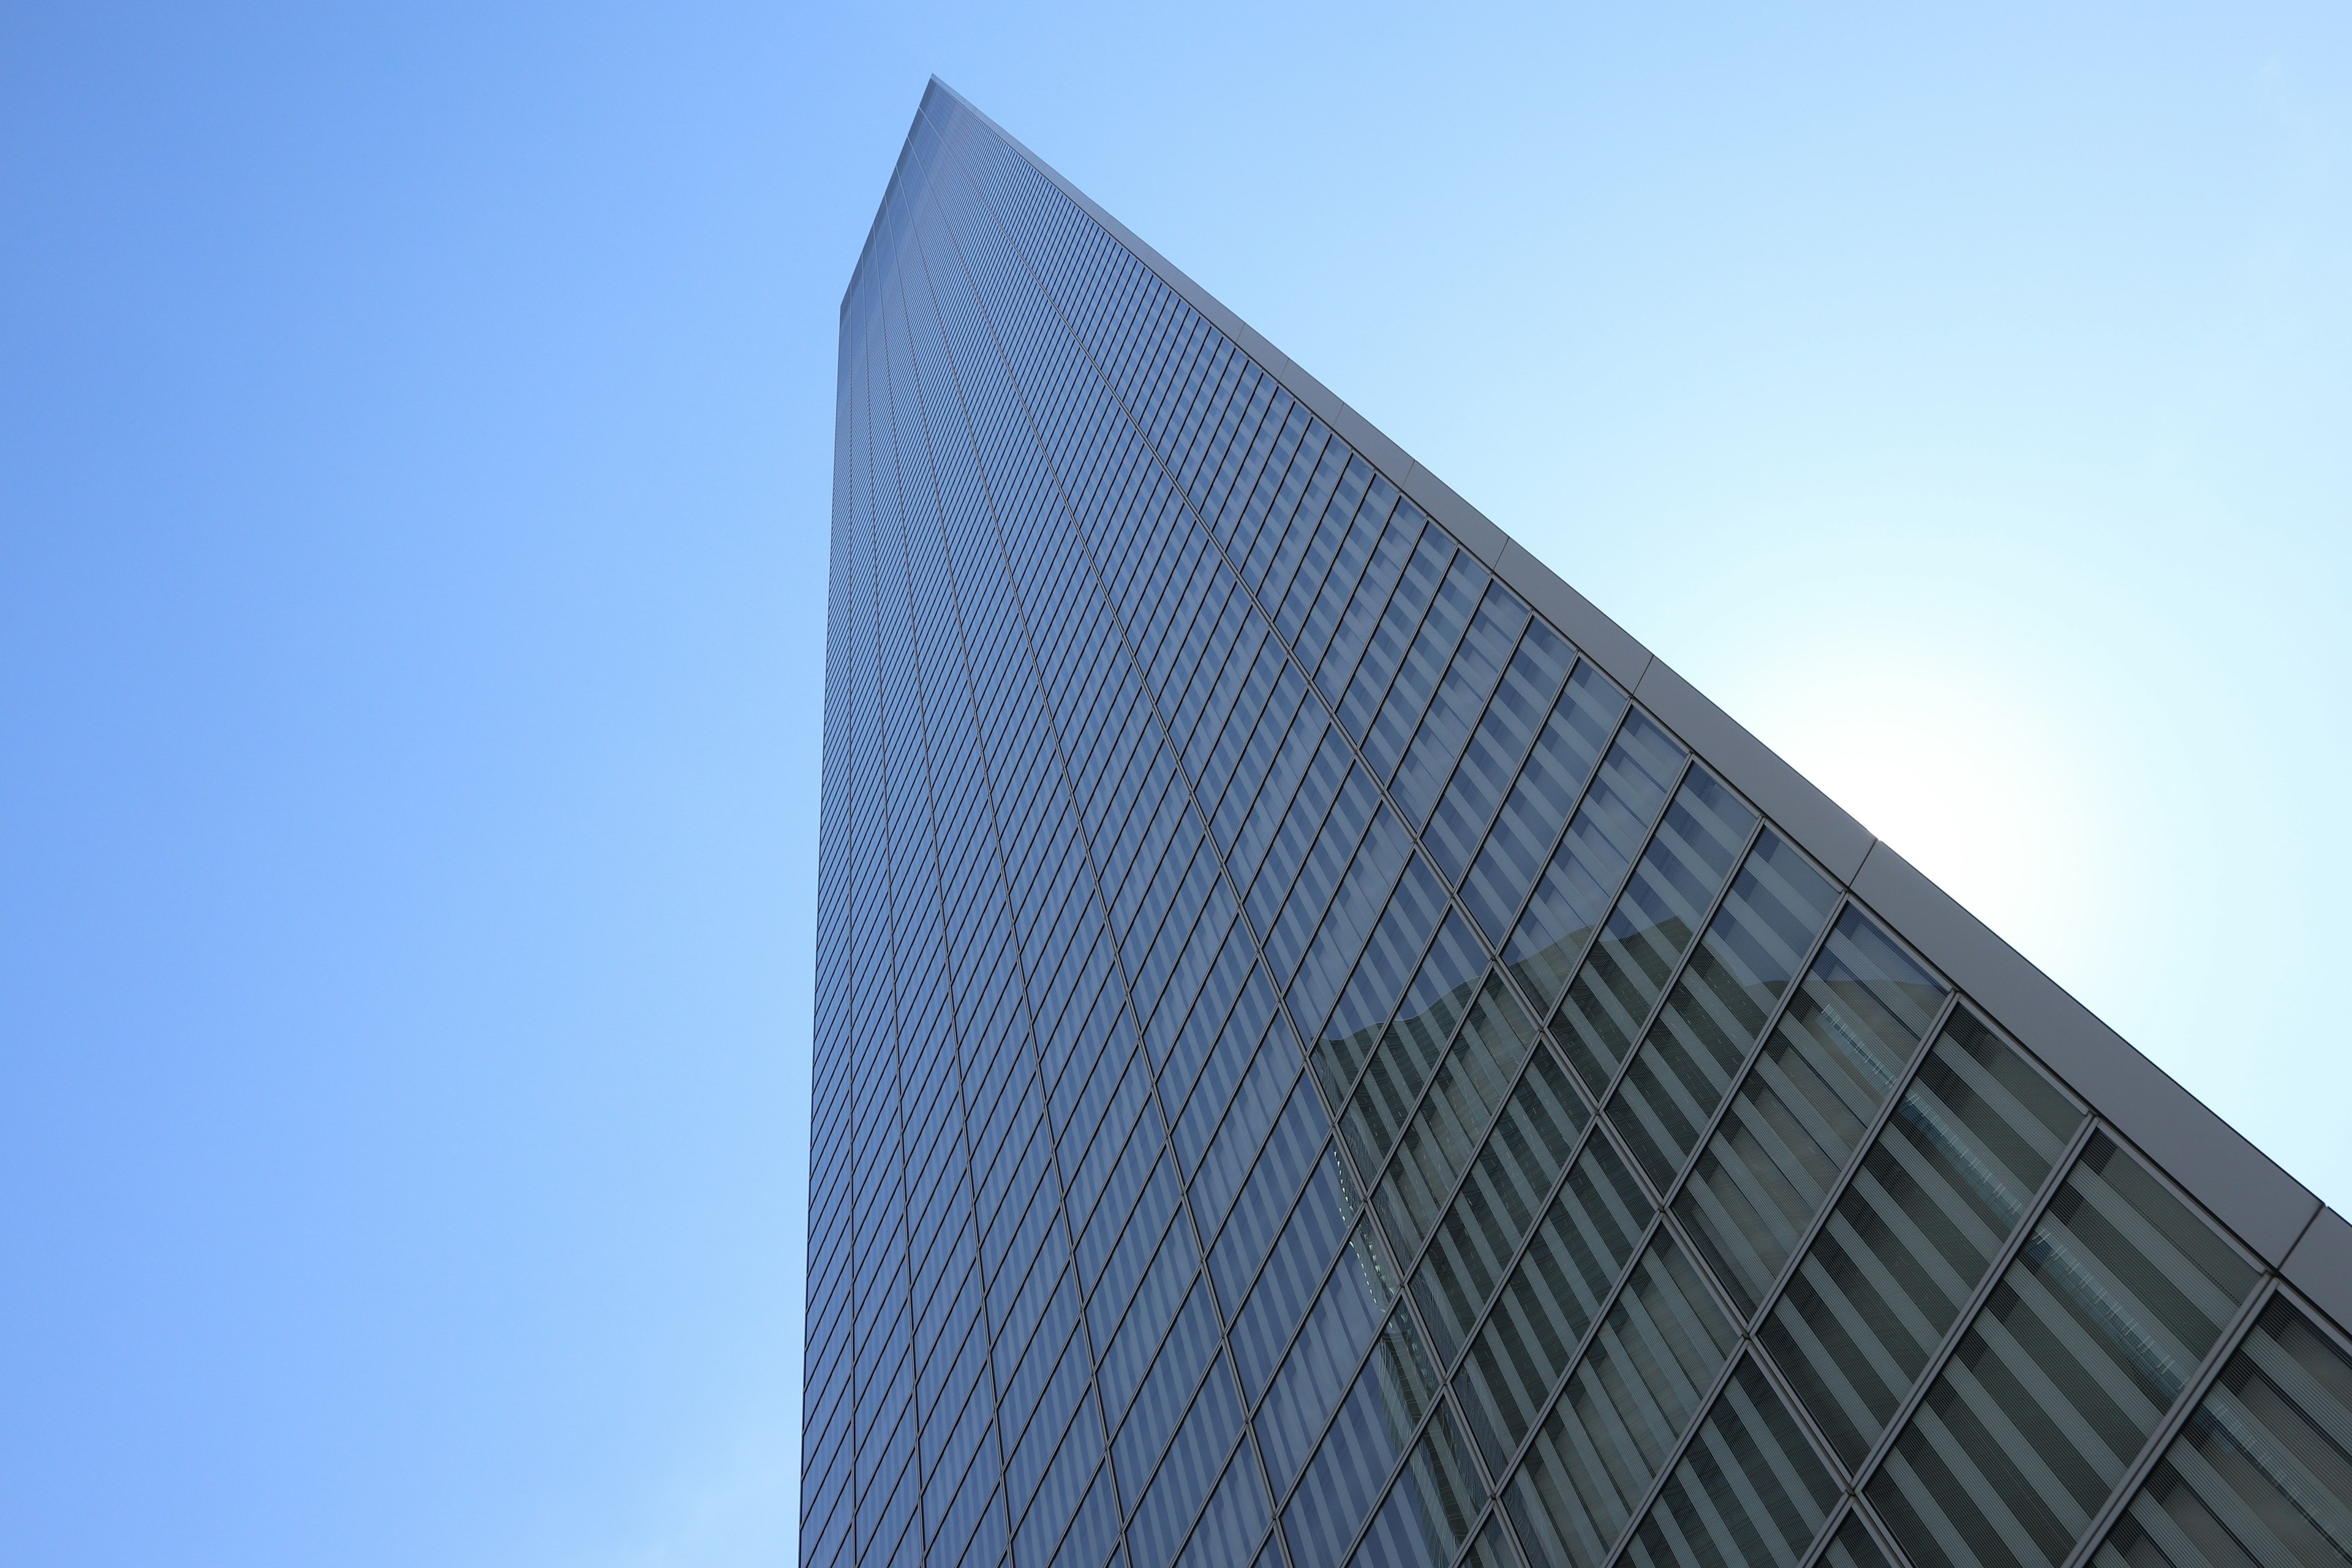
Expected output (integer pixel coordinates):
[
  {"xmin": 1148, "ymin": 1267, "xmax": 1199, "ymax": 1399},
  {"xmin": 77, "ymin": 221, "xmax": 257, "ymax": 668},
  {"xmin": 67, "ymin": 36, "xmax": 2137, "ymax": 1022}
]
[{"xmin": 4, "ymin": 4, "xmax": 2345, "ymax": 1567}]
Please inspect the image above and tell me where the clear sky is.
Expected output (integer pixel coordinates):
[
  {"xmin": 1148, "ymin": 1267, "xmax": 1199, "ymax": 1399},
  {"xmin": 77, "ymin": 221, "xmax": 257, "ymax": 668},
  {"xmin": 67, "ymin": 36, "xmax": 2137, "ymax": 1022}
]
[{"xmin": 4, "ymin": 3, "xmax": 2346, "ymax": 1565}]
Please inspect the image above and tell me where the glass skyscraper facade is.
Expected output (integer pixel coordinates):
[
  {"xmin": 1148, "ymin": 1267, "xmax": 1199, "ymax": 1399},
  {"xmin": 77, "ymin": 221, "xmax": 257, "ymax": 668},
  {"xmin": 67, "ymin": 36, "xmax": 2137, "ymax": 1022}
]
[{"xmin": 809, "ymin": 80, "xmax": 2352, "ymax": 1568}]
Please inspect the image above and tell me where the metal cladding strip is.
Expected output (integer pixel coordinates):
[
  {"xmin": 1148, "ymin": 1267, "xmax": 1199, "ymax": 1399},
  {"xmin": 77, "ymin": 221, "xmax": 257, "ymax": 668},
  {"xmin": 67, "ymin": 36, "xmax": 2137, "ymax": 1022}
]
[{"xmin": 916, "ymin": 74, "xmax": 2329, "ymax": 1306}]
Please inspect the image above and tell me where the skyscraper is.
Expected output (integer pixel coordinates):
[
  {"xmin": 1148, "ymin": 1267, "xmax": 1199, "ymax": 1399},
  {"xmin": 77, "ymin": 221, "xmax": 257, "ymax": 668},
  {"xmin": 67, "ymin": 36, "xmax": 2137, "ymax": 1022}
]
[{"xmin": 808, "ymin": 79, "xmax": 2352, "ymax": 1568}]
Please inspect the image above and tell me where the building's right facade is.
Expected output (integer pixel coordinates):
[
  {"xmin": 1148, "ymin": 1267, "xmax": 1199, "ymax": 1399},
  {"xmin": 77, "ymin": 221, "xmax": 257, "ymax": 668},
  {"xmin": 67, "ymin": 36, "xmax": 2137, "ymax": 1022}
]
[{"xmin": 807, "ymin": 81, "xmax": 2352, "ymax": 1568}]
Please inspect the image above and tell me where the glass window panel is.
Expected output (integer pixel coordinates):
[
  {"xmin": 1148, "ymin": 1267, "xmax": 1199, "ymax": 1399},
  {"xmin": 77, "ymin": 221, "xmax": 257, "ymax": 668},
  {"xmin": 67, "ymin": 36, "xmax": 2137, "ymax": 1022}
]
[
  {"xmin": 1296, "ymin": 477, "xmax": 1402, "ymax": 675},
  {"xmin": 1605, "ymin": 831, "xmax": 1840, "ymax": 1189},
  {"xmin": 1758, "ymin": 1009, "xmax": 2082, "ymax": 1466},
  {"xmin": 1374, "ymin": 975, "xmax": 1541, "ymax": 1262},
  {"xmin": 1317, "ymin": 507, "xmax": 1423, "ymax": 707},
  {"xmin": 1288, "ymin": 805, "xmax": 1417, "ymax": 1037},
  {"xmin": 1272, "ymin": 454, "xmax": 1374, "ymax": 634},
  {"xmin": 1338, "ymin": 529, "xmax": 1453, "ymax": 742},
  {"xmin": 1346, "ymin": 1404, "xmax": 1487, "ymax": 1568},
  {"xmin": 1363, "ymin": 554, "xmax": 1490, "ymax": 780},
  {"xmin": 1186, "ymin": 1020, "xmax": 1297, "ymax": 1235},
  {"xmin": 1284, "ymin": 1311, "xmax": 1442, "ymax": 1568},
  {"xmin": 1676, "ymin": 907, "xmax": 1953, "ymax": 1316},
  {"xmin": 1413, "ymin": 1052, "xmax": 1592, "ymax": 1365},
  {"xmin": 1232, "ymin": 1152, "xmax": 1363, "ymax": 1400},
  {"xmin": 1504, "ymin": 1235, "xmax": 1738, "ymax": 1568},
  {"xmin": 2094, "ymin": 1298, "xmax": 2352, "ymax": 1568},
  {"xmin": 1457, "ymin": 1137, "xmax": 1655, "ymax": 1470},
  {"xmin": 1390, "ymin": 584, "xmax": 1534, "ymax": 831},
  {"xmin": 1462, "ymin": 663, "xmax": 1627, "ymax": 942},
  {"xmin": 1868, "ymin": 1134, "xmax": 2261, "ymax": 1568},
  {"xmin": 1820, "ymin": 1516, "xmax": 1895, "ymax": 1568},
  {"xmin": 1258, "ymin": 1224, "xmax": 1403, "ymax": 1496},
  {"xmin": 1205, "ymin": 1079, "xmax": 1330, "ymax": 1302},
  {"xmin": 1243, "ymin": 432, "xmax": 1344, "ymax": 595},
  {"xmin": 1550, "ymin": 769, "xmax": 1753, "ymax": 1099},
  {"xmin": 1313, "ymin": 857, "xmax": 1449, "ymax": 1109},
  {"xmin": 1170, "ymin": 1449, "xmax": 1272, "ymax": 1568},
  {"xmin": 1342, "ymin": 913, "xmax": 1488, "ymax": 1175},
  {"xmin": 1128, "ymin": 1366, "xmax": 1245, "ymax": 1568},
  {"xmin": 1114, "ymin": 1282, "xmax": 1223, "ymax": 1515},
  {"xmin": 1619, "ymin": 1357, "xmax": 1841, "ymax": 1568},
  {"xmin": 1501, "ymin": 711, "xmax": 1683, "ymax": 1008},
  {"xmin": 1424, "ymin": 621, "xmax": 1577, "ymax": 884},
  {"xmin": 1463, "ymin": 1513, "xmax": 1526, "ymax": 1568}
]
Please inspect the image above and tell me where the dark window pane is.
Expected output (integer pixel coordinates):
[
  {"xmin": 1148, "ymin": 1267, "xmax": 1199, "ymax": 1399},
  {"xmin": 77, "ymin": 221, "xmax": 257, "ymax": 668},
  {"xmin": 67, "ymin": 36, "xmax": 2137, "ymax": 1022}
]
[
  {"xmin": 1551, "ymin": 769, "xmax": 1755, "ymax": 1100},
  {"xmin": 1502, "ymin": 712, "xmax": 1683, "ymax": 1006},
  {"xmin": 1505, "ymin": 1235, "xmax": 1737, "ymax": 1568},
  {"xmin": 1413, "ymin": 1052, "xmax": 1592, "ymax": 1365},
  {"xmin": 1869, "ymin": 1134, "xmax": 2260, "ymax": 1568},
  {"xmin": 1284, "ymin": 1312, "xmax": 1442, "ymax": 1568},
  {"xmin": 1342, "ymin": 913, "xmax": 1488, "ymax": 1175},
  {"xmin": 1257, "ymin": 1224, "xmax": 1401, "ymax": 1496},
  {"xmin": 2094, "ymin": 1298, "xmax": 2352, "ymax": 1568},
  {"xmin": 1313, "ymin": 856, "xmax": 1450, "ymax": 1108},
  {"xmin": 1391, "ymin": 583, "xmax": 1532, "ymax": 829},
  {"xmin": 1374, "ymin": 974, "xmax": 1541, "ymax": 1261},
  {"xmin": 1758, "ymin": 1008, "xmax": 2082, "ymax": 1466},
  {"xmin": 1346, "ymin": 1403, "xmax": 1487, "ymax": 1568},
  {"xmin": 1605, "ymin": 831, "xmax": 1839, "ymax": 1189},
  {"xmin": 1457, "ymin": 1136, "xmax": 1654, "ymax": 1469},
  {"xmin": 1620, "ymin": 1359, "xmax": 1840, "ymax": 1568},
  {"xmin": 1461, "ymin": 662, "xmax": 1626, "ymax": 940}
]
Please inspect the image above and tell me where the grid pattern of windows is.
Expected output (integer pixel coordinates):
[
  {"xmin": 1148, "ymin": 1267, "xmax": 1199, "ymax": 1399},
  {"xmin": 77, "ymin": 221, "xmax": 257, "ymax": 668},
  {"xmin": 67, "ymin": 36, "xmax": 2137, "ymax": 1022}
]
[{"xmin": 812, "ymin": 81, "xmax": 2352, "ymax": 1568}]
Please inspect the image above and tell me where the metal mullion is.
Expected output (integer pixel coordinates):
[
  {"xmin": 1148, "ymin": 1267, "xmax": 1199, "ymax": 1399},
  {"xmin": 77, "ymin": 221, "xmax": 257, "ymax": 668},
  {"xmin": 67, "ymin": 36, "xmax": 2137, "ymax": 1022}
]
[
  {"xmin": 2049, "ymin": 1276, "xmax": 2276, "ymax": 1568},
  {"xmin": 1240, "ymin": 424, "xmax": 1336, "ymax": 587},
  {"xmin": 1110, "ymin": 1319, "xmax": 1234, "ymax": 1524},
  {"xmin": 1243, "ymin": 1246, "xmax": 1422, "ymax": 1517},
  {"xmin": 1165, "ymin": 342, "xmax": 1242, "ymax": 497},
  {"xmin": 1845, "ymin": 1085, "xmax": 2280, "ymax": 1532},
  {"xmin": 1190, "ymin": 630, "xmax": 1287, "ymax": 821},
  {"xmin": 921, "ymin": 151, "xmax": 1365, "ymax": 1567},
  {"xmin": 1178, "ymin": 350, "xmax": 1254, "ymax": 499},
  {"xmin": 1278, "ymin": 804, "xmax": 1419, "ymax": 1043},
  {"xmin": 1328, "ymin": 723, "xmax": 1678, "ymax": 1211},
  {"xmin": 1227, "ymin": 415, "xmax": 1324, "ymax": 575},
  {"xmin": 1354, "ymin": 551, "xmax": 1485, "ymax": 786},
  {"xmin": 1705, "ymin": 987, "xmax": 1969, "ymax": 1347},
  {"xmin": 1377, "ymin": 987, "xmax": 1594, "ymax": 1293},
  {"xmin": 1205, "ymin": 668, "xmax": 1317, "ymax": 890},
  {"xmin": 1790, "ymin": 1501, "xmax": 1904, "ymax": 1568},
  {"xmin": 1151, "ymin": 1420, "xmax": 1265, "ymax": 1568},
  {"xmin": 1839, "ymin": 1107, "xmax": 2103, "ymax": 1494}
]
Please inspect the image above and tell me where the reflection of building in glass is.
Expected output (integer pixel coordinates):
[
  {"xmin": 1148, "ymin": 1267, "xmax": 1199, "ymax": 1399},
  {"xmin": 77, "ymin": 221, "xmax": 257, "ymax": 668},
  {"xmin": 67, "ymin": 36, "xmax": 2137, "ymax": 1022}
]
[{"xmin": 805, "ymin": 78, "xmax": 2352, "ymax": 1568}]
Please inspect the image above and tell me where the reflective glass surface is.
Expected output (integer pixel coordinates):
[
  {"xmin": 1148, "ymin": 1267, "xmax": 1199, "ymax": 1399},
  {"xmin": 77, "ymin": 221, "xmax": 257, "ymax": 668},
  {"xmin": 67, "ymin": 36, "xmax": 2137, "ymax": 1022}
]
[{"xmin": 816, "ymin": 82, "xmax": 2338, "ymax": 1568}]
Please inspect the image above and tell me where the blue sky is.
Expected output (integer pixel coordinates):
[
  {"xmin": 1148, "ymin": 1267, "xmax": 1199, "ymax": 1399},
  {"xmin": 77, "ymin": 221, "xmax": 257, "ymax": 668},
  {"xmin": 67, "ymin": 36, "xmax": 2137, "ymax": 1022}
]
[{"xmin": 3, "ymin": 3, "xmax": 2345, "ymax": 1565}]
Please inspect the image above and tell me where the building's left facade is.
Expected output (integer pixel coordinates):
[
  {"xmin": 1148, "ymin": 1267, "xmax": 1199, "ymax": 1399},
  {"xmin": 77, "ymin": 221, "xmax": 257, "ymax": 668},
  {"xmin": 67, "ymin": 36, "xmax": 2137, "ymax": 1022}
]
[{"xmin": 810, "ymin": 81, "xmax": 1486, "ymax": 1568}]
